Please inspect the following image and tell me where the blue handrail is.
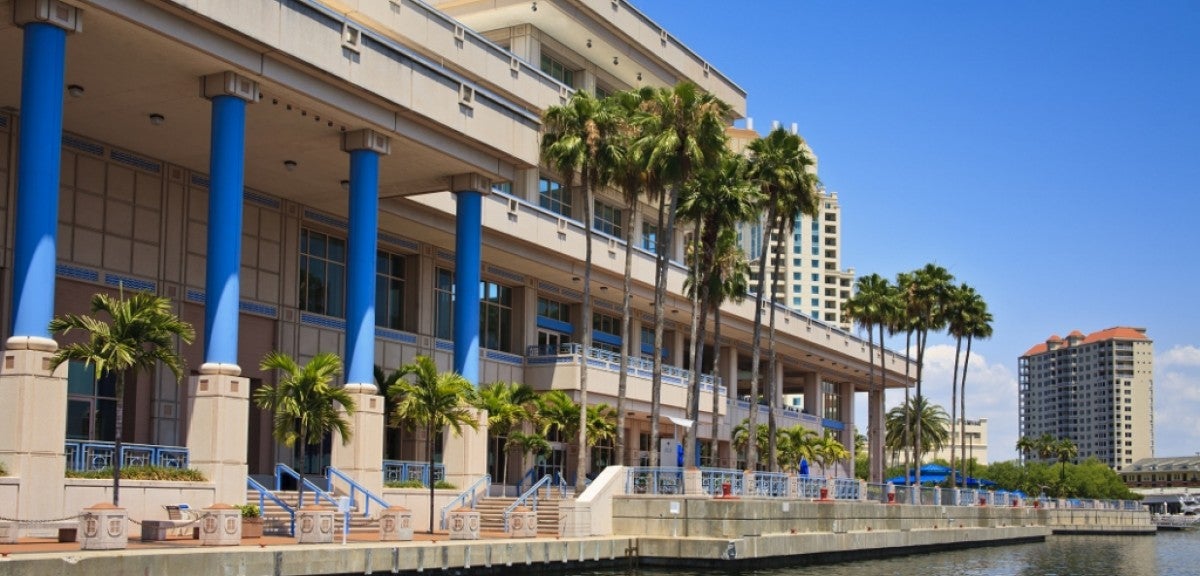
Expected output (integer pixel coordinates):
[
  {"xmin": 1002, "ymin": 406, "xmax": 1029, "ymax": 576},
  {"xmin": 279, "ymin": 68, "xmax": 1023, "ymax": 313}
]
[
  {"xmin": 439, "ymin": 475, "xmax": 490, "ymax": 530},
  {"xmin": 515, "ymin": 466, "xmax": 538, "ymax": 495},
  {"xmin": 326, "ymin": 466, "xmax": 390, "ymax": 517},
  {"xmin": 247, "ymin": 476, "xmax": 296, "ymax": 536},
  {"xmin": 504, "ymin": 473, "xmax": 553, "ymax": 530},
  {"xmin": 274, "ymin": 463, "xmax": 338, "ymax": 508}
]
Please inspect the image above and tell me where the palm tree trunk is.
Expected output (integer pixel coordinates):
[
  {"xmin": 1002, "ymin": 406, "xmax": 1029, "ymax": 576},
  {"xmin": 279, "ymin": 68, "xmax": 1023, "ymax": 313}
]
[
  {"xmin": 297, "ymin": 423, "xmax": 308, "ymax": 508},
  {"xmin": 709, "ymin": 305, "xmax": 723, "ymax": 465},
  {"xmin": 960, "ymin": 335, "xmax": 974, "ymax": 485},
  {"xmin": 949, "ymin": 335, "xmax": 962, "ymax": 487},
  {"xmin": 747, "ymin": 201, "xmax": 777, "ymax": 472},
  {"xmin": 903, "ymin": 329, "xmax": 912, "ymax": 483},
  {"xmin": 112, "ymin": 374, "xmax": 125, "ymax": 506},
  {"xmin": 577, "ymin": 182, "xmax": 593, "ymax": 491},
  {"xmin": 914, "ymin": 328, "xmax": 926, "ymax": 486},
  {"xmin": 426, "ymin": 423, "xmax": 435, "ymax": 533},
  {"xmin": 649, "ymin": 193, "xmax": 668, "ymax": 467},
  {"xmin": 875, "ymin": 323, "xmax": 887, "ymax": 483},
  {"xmin": 616, "ymin": 202, "xmax": 637, "ymax": 466},
  {"xmin": 865, "ymin": 323, "xmax": 877, "ymax": 483},
  {"xmin": 684, "ymin": 221, "xmax": 703, "ymax": 472},
  {"xmin": 766, "ymin": 216, "xmax": 785, "ymax": 472}
]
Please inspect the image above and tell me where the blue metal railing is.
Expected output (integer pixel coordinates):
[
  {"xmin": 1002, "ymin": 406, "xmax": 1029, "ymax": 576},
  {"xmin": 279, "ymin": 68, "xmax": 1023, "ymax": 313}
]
[
  {"xmin": 64, "ymin": 440, "xmax": 189, "ymax": 471},
  {"xmin": 382, "ymin": 459, "xmax": 445, "ymax": 486},
  {"xmin": 326, "ymin": 466, "xmax": 390, "ymax": 517},
  {"xmin": 439, "ymin": 474, "xmax": 490, "ymax": 530},
  {"xmin": 247, "ymin": 476, "xmax": 296, "ymax": 536},
  {"xmin": 795, "ymin": 475, "xmax": 825, "ymax": 499},
  {"xmin": 503, "ymin": 474, "xmax": 552, "ymax": 531},
  {"xmin": 753, "ymin": 472, "xmax": 790, "ymax": 497},
  {"xmin": 274, "ymin": 463, "xmax": 338, "ymax": 508},
  {"xmin": 625, "ymin": 467, "xmax": 684, "ymax": 495},
  {"xmin": 525, "ymin": 344, "xmax": 724, "ymax": 395},
  {"xmin": 700, "ymin": 467, "xmax": 743, "ymax": 496}
]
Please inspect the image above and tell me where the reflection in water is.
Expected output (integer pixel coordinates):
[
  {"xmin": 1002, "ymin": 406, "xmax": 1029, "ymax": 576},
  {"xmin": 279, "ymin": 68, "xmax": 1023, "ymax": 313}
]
[{"xmin": 565, "ymin": 533, "xmax": 1194, "ymax": 576}]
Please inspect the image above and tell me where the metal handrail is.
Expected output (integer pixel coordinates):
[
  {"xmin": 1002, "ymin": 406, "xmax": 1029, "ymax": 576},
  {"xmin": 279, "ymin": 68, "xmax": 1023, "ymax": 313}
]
[
  {"xmin": 326, "ymin": 466, "xmax": 390, "ymax": 517},
  {"xmin": 274, "ymin": 463, "xmax": 338, "ymax": 508},
  {"xmin": 247, "ymin": 476, "xmax": 296, "ymax": 536},
  {"xmin": 439, "ymin": 474, "xmax": 490, "ymax": 530},
  {"xmin": 504, "ymin": 473, "xmax": 553, "ymax": 530}
]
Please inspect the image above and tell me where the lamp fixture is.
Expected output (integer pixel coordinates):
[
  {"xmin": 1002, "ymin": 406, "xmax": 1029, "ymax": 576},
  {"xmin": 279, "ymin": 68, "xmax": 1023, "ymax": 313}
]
[
  {"xmin": 531, "ymin": 1, "xmax": 537, "ymax": 11},
  {"xmin": 613, "ymin": 56, "xmax": 619, "ymax": 65},
  {"xmin": 636, "ymin": 72, "xmax": 642, "ymax": 81},
  {"xmin": 599, "ymin": 286, "xmax": 608, "ymax": 291},
  {"xmin": 586, "ymin": 39, "xmax": 592, "ymax": 48},
  {"xmin": 340, "ymin": 180, "xmax": 350, "ymax": 191},
  {"xmin": 66, "ymin": 84, "xmax": 84, "ymax": 98},
  {"xmin": 283, "ymin": 160, "xmax": 298, "ymax": 171},
  {"xmin": 571, "ymin": 276, "xmax": 580, "ymax": 282},
  {"xmin": 148, "ymin": 113, "xmax": 165, "ymax": 126}
]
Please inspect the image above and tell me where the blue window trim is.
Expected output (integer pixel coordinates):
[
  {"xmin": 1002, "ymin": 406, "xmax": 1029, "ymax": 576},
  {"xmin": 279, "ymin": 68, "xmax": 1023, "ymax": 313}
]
[
  {"xmin": 536, "ymin": 316, "xmax": 573, "ymax": 334},
  {"xmin": 592, "ymin": 331, "xmax": 621, "ymax": 347}
]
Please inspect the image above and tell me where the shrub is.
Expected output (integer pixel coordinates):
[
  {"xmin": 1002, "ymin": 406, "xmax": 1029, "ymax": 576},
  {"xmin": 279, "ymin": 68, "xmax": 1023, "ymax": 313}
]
[
  {"xmin": 66, "ymin": 465, "xmax": 206, "ymax": 482},
  {"xmin": 434, "ymin": 480, "xmax": 457, "ymax": 490},
  {"xmin": 238, "ymin": 504, "xmax": 261, "ymax": 518},
  {"xmin": 385, "ymin": 479, "xmax": 427, "ymax": 489}
]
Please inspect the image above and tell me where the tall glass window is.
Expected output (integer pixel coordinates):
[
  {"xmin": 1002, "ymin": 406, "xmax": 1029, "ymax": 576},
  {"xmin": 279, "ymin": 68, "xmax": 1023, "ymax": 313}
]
[
  {"xmin": 594, "ymin": 202, "xmax": 623, "ymax": 238},
  {"xmin": 540, "ymin": 54, "xmax": 575, "ymax": 86},
  {"xmin": 300, "ymin": 228, "xmax": 346, "ymax": 317},
  {"xmin": 539, "ymin": 177, "xmax": 571, "ymax": 218},
  {"xmin": 66, "ymin": 362, "xmax": 117, "ymax": 441},
  {"xmin": 822, "ymin": 381, "xmax": 842, "ymax": 421},
  {"xmin": 592, "ymin": 311, "xmax": 621, "ymax": 353},
  {"xmin": 641, "ymin": 221, "xmax": 658, "ymax": 252},
  {"xmin": 376, "ymin": 251, "xmax": 406, "ymax": 330},
  {"xmin": 434, "ymin": 267, "xmax": 513, "ymax": 353}
]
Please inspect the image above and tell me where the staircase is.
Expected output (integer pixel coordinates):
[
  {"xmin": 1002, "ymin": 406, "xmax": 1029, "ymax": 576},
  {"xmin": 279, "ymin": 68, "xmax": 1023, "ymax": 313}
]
[
  {"xmin": 245, "ymin": 489, "xmax": 378, "ymax": 536},
  {"xmin": 474, "ymin": 487, "xmax": 571, "ymax": 536}
]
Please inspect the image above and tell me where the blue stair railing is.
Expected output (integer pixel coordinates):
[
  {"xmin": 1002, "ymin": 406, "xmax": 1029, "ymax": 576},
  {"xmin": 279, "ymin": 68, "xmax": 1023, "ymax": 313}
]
[
  {"xmin": 274, "ymin": 463, "xmax": 338, "ymax": 508},
  {"xmin": 247, "ymin": 476, "xmax": 296, "ymax": 536},
  {"xmin": 515, "ymin": 466, "xmax": 539, "ymax": 495},
  {"xmin": 439, "ymin": 474, "xmax": 490, "ymax": 530},
  {"xmin": 326, "ymin": 466, "xmax": 390, "ymax": 518},
  {"xmin": 503, "ymin": 473, "xmax": 555, "ymax": 531}
]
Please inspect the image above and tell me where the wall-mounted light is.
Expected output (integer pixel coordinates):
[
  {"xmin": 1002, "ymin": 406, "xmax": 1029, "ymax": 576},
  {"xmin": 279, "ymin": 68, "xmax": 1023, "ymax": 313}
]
[
  {"xmin": 340, "ymin": 180, "xmax": 350, "ymax": 191},
  {"xmin": 66, "ymin": 84, "xmax": 84, "ymax": 98},
  {"xmin": 636, "ymin": 72, "xmax": 642, "ymax": 81},
  {"xmin": 586, "ymin": 39, "xmax": 592, "ymax": 48},
  {"xmin": 572, "ymin": 276, "xmax": 580, "ymax": 282},
  {"xmin": 283, "ymin": 160, "xmax": 298, "ymax": 171},
  {"xmin": 599, "ymin": 286, "xmax": 608, "ymax": 292},
  {"xmin": 148, "ymin": 113, "xmax": 165, "ymax": 126},
  {"xmin": 613, "ymin": 56, "xmax": 619, "ymax": 65},
  {"xmin": 531, "ymin": 1, "xmax": 537, "ymax": 11}
]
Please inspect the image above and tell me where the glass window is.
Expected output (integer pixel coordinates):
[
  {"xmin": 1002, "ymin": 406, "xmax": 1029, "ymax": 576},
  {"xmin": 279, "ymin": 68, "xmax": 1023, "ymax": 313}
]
[
  {"xmin": 537, "ymin": 297, "xmax": 570, "ymax": 322},
  {"xmin": 376, "ymin": 251, "xmax": 406, "ymax": 330},
  {"xmin": 539, "ymin": 177, "xmax": 571, "ymax": 218},
  {"xmin": 300, "ymin": 228, "xmax": 346, "ymax": 317},
  {"xmin": 66, "ymin": 361, "xmax": 117, "ymax": 441},
  {"xmin": 435, "ymin": 268, "xmax": 513, "ymax": 353},
  {"xmin": 540, "ymin": 54, "xmax": 575, "ymax": 86},
  {"xmin": 641, "ymin": 221, "xmax": 658, "ymax": 252},
  {"xmin": 822, "ymin": 381, "xmax": 841, "ymax": 421},
  {"xmin": 591, "ymin": 312, "xmax": 621, "ymax": 353},
  {"xmin": 434, "ymin": 268, "xmax": 455, "ymax": 340},
  {"xmin": 594, "ymin": 201, "xmax": 623, "ymax": 238},
  {"xmin": 491, "ymin": 181, "xmax": 513, "ymax": 195}
]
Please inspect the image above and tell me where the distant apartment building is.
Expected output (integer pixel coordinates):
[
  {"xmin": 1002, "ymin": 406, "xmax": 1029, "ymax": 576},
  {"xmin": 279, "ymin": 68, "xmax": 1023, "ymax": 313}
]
[
  {"xmin": 1019, "ymin": 327, "xmax": 1154, "ymax": 469},
  {"xmin": 888, "ymin": 418, "xmax": 990, "ymax": 467}
]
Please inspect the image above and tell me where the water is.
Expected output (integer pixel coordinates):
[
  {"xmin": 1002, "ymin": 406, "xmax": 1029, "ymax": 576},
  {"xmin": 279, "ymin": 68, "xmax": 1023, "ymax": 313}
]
[{"xmin": 575, "ymin": 533, "xmax": 1200, "ymax": 576}]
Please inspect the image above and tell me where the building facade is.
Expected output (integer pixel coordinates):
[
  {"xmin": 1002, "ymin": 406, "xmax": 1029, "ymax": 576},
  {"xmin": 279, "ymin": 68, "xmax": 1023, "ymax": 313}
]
[
  {"xmin": 0, "ymin": 0, "xmax": 911, "ymax": 519},
  {"xmin": 1019, "ymin": 327, "xmax": 1153, "ymax": 469}
]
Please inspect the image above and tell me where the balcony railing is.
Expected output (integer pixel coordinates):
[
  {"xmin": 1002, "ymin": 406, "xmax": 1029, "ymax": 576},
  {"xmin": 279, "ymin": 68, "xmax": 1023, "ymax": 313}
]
[
  {"xmin": 526, "ymin": 343, "xmax": 725, "ymax": 396},
  {"xmin": 64, "ymin": 440, "xmax": 188, "ymax": 472},
  {"xmin": 382, "ymin": 460, "xmax": 445, "ymax": 486}
]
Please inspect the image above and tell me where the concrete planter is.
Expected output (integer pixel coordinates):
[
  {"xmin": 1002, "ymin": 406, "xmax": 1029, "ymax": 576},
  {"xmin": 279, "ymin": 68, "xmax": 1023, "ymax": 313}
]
[
  {"xmin": 200, "ymin": 503, "xmax": 241, "ymax": 546},
  {"xmin": 447, "ymin": 508, "xmax": 480, "ymax": 540},
  {"xmin": 508, "ymin": 506, "xmax": 537, "ymax": 538},
  {"xmin": 297, "ymin": 506, "xmax": 335, "ymax": 544},
  {"xmin": 80, "ymin": 503, "xmax": 127, "ymax": 550},
  {"xmin": 379, "ymin": 506, "xmax": 413, "ymax": 541},
  {"xmin": 242, "ymin": 517, "xmax": 263, "ymax": 539}
]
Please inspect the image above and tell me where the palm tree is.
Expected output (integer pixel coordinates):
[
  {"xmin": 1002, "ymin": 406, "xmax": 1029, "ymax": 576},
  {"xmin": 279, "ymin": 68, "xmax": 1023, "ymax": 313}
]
[
  {"xmin": 891, "ymin": 271, "xmax": 918, "ymax": 479},
  {"xmin": 814, "ymin": 434, "xmax": 850, "ymax": 478},
  {"xmin": 376, "ymin": 365, "xmax": 407, "ymax": 459},
  {"xmin": 542, "ymin": 90, "xmax": 619, "ymax": 492},
  {"xmin": 1035, "ymin": 433, "xmax": 1057, "ymax": 461},
  {"xmin": 843, "ymin": 273, "xmax": 893, "ymax": 483},
  {"xmin": 778, "ymin": 426, "xmax": 819, "ymax": 474},
  {"xmin": 707, "ymin": 228, "xmax": 751, "ymax": 464},
  {"xmin": 908, "ymin": 264, "xmax": 954, "ymax": 484},
  {"xmin": 475, "ymin": 381, "xmax": 537, "ymax": 488},
  {"xmin": 1054, "ymin": 438, "xmax": 1078, "ymax": 488},
  {"xmin": 255, "ymin": 351, "xmax": 355, "ymax": 509},
  {"xmin": 678, "ymin": 151, "xmax": 758, "ymax": 469},
  {"xmin": 635, "ymin": 82, "xmax": 730, "ymax": 467},
  {"xmin": 957, "ymin": 289, "xmax": 992, "ymax": 485},
  {"xmin": 884, "ymin": 396, "xmax": 950, "ymax": 479},
  {"xmin": 49, "ymin": 289, "xmax": 195, "ymax": 505},
  {"xmin": 606, "ymin": 87, "xmax": 655, "ymax": 467},
  {"xmin": 745, "ymin": 127, "xmax": 816, "ymax": 471},
  {"xmin": 506, "ymin": 430, "xmax": 551, "ymax": 487},
  {"xmin": 1015, "ymin": 436, "xmax": 1037, "ymax": 464},
  {"xmin": 388, "ymin": 355, "xmax": 479, "ymax": 534},
  {"xmin": 942, "ymin": 283, "xmax": 974, "ymax": 487},
  {"xmin": 732, "ymin": 419, "xmax": 769, "ymax": 464}
]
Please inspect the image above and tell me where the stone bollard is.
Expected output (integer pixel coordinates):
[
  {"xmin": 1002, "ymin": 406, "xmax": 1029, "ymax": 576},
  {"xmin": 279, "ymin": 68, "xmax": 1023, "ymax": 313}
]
[
  {"xmin": 508, "ymin": 506, "xmax": 537, "ymax": 538},
  {"xmin": 80, "ymin": 503, "xmax": 127, "ymax": 550},
  {"xmin": 200, "ymin": 503, "xmax": 241, "ymax": 546},
  {"xmin": 448, "ymin": 507, "xmax": 480, "ymax": 540},
  {"xmin": 886, "ymin": 482, "xmax": 896, "ymax": 504},
  {"xmin": 933, "ymin": 487, "xmax": 942, "ymax": 506},
  {"xmin": 296, "ymin": 506, "xmax": 335, "ymax": 544},
  {"xmin": 379, "ymin": 506, "xmax": 413, "ymax": 541}
]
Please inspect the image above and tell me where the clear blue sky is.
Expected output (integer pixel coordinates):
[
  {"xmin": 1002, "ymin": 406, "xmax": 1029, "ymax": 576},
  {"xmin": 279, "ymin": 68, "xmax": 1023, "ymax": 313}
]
[{"xmin": 633, "ymin": 0, "xmax": 1200, "ymax": 462}]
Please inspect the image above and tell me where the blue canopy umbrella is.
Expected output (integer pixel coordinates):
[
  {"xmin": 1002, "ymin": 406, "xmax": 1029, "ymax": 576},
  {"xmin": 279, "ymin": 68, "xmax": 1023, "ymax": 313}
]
[{"xmin": 799, "ymin": 458, "xmax": 810, "ymax": 476}]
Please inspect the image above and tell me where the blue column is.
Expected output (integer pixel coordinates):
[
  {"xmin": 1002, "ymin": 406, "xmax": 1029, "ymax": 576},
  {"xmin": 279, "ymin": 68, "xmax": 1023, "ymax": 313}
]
[
  {"xmin": 453, "ymin": 188, "xmax": 483, "ymax": 386},
  {"xmin": 202, "ymin": 94, "xmax": 246, "ymax": 368},
  {"xmin": 10, "ymin": 22, "xmax": 67, "ymax": 341},
  {"xmin": 344, "ymin": 149, "xmax": 379, "ymax": 390}
]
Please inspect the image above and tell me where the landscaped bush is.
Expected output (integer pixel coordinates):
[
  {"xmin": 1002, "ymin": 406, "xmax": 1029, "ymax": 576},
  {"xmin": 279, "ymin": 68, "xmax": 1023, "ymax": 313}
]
[
  {"xmin": 238, "ymin": 503, "xmax": 260, "ymax": 518},
  {"xmin": 385, "ymin": 479, "xmax": 458, "ymax": 490},
  {"xmin": 66, "ymin": 465, "xmax": 206, "ymax": 481}
]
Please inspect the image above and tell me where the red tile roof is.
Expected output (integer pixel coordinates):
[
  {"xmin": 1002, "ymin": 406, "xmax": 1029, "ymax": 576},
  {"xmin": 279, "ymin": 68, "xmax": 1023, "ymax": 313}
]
[{"xmin": 1021, "ymin": 326, "xmax": 1149, "ymax": 358}]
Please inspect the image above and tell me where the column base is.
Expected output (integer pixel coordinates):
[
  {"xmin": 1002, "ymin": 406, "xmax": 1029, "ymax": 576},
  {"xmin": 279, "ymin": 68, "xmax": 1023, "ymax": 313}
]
[
  {"xmin": 331, "ymin": 392, "xmax": 385, "ymax": 499},
  {"xmin": 441, "ymin": 408, "xmax": 488, "ymax": 489},
  {"xmin": 0, "ymin": 347, "xmax": 67, "ymax": 523},
  {"xmin": 186, "ymin": 373, "xmax": 249, "ymax": 505}
]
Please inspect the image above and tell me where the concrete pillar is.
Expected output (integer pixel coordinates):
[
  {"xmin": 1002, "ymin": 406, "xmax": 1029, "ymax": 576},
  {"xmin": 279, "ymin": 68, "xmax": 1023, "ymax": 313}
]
[
  {"xmin": 186, "ymin": 373, "xmax": 249, "ymax": 505},
  {"xmin": 802, "ymin": 372, "xmax": 823, "ymax": 418},
  {"xmin": 331, "ymin": 130, "xmax": 390, "ymax": 493},
  {"xmin": 0, "ymin": 0, "xmax": 83, "ymax": 524},
  {"xmin": 452, "ymin": 173, "xmax": 489, "ymax": 386},
  {"xmin": 441, "ymin": 408, "xmax": 489, "ymax": 489}
]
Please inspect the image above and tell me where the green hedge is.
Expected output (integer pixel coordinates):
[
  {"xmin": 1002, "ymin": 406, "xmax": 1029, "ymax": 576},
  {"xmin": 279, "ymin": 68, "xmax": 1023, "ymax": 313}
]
[{"xmin": 66, "ymin": 465, "xmax": 206, "ymax": 482}]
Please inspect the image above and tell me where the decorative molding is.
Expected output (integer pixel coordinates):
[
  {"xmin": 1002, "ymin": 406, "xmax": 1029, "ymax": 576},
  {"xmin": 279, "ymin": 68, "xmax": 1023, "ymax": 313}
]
[
  {"xmin": 302, "ymin": 209, "xmax": 348, "ymax": 230},
  {"xmin": 62, "ymin": 133, "xmax": 104, "ymax": 156},
  {"xmin": 109, "ymin": 148, "xmax": 161, "ymax": 174},
  {"xmin": 104, "ymin": 273, "xmax": 156, "ymax": 293},
  {"xmin": 56, "ymin": 263, "xmax": 99, "ymax": 283}
]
